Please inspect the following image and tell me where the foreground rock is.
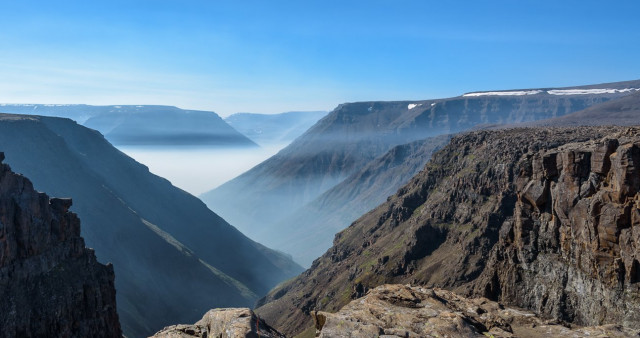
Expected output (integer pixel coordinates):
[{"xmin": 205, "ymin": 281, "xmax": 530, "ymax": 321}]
[
  {"xmin": 315, "ymin": 284, "xmax": 639, "ymax": 337},
  {"xmin": 152, "ymin": 308, "xmax": 284, "ymax": 338},
  {"xmin": 0, "ymin": 153, "xmax": 121, "ymax": 337},
  {"xmin": 257, "ymin": 126, "xmax": 640, "ymax": 335}
]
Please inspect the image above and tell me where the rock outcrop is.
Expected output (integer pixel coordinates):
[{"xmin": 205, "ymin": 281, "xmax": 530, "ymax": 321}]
[
  {"xmin": 0, "ymin": 153, "xmax": 121, "ymax": 337},
  {"xmin": 256, "ymin": 126, "xmax": 640, "ymax": 336},
  {"xmin": 152, "ymin": 308, "xmax": 284, "ymax": 338},
  {"xmin": 315, "ymin": 284, "xmax": 639, "ymax": 337}
]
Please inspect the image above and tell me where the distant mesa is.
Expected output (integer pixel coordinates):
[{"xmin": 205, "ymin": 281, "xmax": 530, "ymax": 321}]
[
  {"xmin": 0, "ymin": 104, "xmax": 257, "ymax": 148},
  {"xmin": 224, "ymin": 111, "xmax": 327, "ymax": 147}
]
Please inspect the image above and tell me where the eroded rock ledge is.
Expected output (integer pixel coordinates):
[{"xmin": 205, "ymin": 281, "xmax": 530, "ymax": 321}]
[{"xmin": 315, "ymin": 284, "xmax": 639, "ymax": 337}]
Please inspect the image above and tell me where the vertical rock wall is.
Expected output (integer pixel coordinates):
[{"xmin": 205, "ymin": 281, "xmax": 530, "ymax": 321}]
[{"xmin": 0, "ymin": 153, "xmax": 121, "ymax": 337}]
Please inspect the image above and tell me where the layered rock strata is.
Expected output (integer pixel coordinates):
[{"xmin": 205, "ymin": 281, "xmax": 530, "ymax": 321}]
[{"xmin": 0, "ymin": 153, "xmax": 121, "ymax": 337}]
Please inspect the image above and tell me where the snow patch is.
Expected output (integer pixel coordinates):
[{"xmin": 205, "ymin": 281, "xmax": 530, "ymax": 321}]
[
  {"xmin": 463, "ymin": 90, "xmax": 543, "ymax": 97},
  {"xmin": 547, "ymin": 88, "xmax": 639, "ymax": 95},
  {"xmin": 407, "ymin": 103, "xmax": 422, "ymax": 110},
  {"xmin": 431, "ymin": 103, "xmax": 436, "ymax": 106}
]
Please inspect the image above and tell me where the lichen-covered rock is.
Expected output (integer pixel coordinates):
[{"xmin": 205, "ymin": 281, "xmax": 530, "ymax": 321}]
[
  {"xmin": 315, "ymin": 284, "xmax": 639, "ymax": 337},
  {"xmin": 0, "ymin": 153, "xmax": 121, "ymax": 337},
  {"xmin": 151, "ymin": 308, "xmax": 284, "ymax": 338}
]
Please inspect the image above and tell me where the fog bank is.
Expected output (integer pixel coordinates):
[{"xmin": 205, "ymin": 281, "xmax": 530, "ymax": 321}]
[{"xmin": 120, "ymin": 145, "xmax": 285, "ymax": 195}]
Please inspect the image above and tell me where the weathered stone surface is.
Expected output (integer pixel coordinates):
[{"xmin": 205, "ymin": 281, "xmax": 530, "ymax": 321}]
[
  {"xmin": 151, "ymin": 308, "xmax": 284, "ymax": 338},
  {"xmin": 256, "ymin": 126, "xmax": 640, "ymax": 336},
  {"xmin": 0, "ymin": 153, "xmax": 121, "ymax": 337},
  {"xmin": 315, "ymin": 284, "xmax": 639, "ymax": 338}
]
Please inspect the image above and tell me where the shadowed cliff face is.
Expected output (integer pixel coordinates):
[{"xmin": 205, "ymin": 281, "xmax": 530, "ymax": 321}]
[
  {"xmin": 0, "ymin": 114, "xmax": 302, "ymax": 337},
  {"xmin": 202, "ymin": 80, "xmax": 639, "ymax": 266},
  {"xmin": 255, "ymin": 126, "xmax": 640, "ymax": 336},
  {"xmin": 0, "ymin": 153, "xmax": 121, "ymax": 337}
]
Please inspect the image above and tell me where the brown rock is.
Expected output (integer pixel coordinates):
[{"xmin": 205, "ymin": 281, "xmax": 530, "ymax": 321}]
[
  {"xmin": 315, "ymin": 284, "xmax": 639, "ymax": 338},
  {"xmin": 151, "ymin": 308, "xmax": 284, "ymax": 338}
]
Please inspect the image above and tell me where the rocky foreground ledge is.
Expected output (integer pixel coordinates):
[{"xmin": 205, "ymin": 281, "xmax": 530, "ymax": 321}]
[
  {"xmin": 151, "ymin": 308, "xmax": 284, "ymax": 338},
  {"xmin": 151, "ymin": 283, "xmax": 639, "ymax": 337},
  {"xmin": 315, "ymin": 284, "xmax": 639, "ymax": 337}
]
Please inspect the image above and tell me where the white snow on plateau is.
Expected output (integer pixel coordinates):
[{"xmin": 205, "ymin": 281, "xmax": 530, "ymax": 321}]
[
  {"xmin": 463, "ymin": 90, "xmax": 543, "ymax": 97},
  {"xmin": 547, "ymin": 88, "xmax": 639, "ymax": 95},
  {"xmin": 407, "ymin": 103, "xmax": 422, "ymax": 110}
]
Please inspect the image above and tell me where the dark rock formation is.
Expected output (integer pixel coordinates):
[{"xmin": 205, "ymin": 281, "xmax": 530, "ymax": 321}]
[
  {"xmin": 315, "ymin": 284, "xmax": 639, "ymax": 337},
  {"xmin": 151, "ymin": 308, "xmax": 284, "ymax": 338},
  {"xmin": 256, "ymin": 126, "xmax": 640, "ymax": 336},
  {"xmin": 0, "ymin": 153, "xmax": 121, "ymax": 337}
]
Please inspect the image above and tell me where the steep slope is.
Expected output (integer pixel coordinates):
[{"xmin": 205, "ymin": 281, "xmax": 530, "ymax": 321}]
[
  {"xmin": 224, "ymin": 111, "xmax": 327, "ymax": 146},
  {"xmin": 0, "ymin": 104, "xmax": 256, "ymax": 147},
  {"xmin": 531, "ymin": 90, "xmax": 640, "ymax": 127},
  {"xmin": 269, "ymin": 135, "xmax": 451, "ymax": 266},
  {"xmin": 0, "ymin": 153, "xmax": 121, "ymax": 337},
  {"xmin": 202, "ymin": 80, "xmax": 640, "ymax": 258},
  {"xmin": 256, "ymin": 126, "xmax": 640, "ymax": 336},
  {"xmin": 0, "ymin": 114, "xmax": 301, "ymax": 337}
]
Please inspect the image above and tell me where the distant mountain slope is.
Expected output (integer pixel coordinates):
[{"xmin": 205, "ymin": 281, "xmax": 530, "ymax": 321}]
[
  {"xmin": 530, "ymin": 90, "xmax": 640, "ymax": 127},
  {"xmin": 0, "ymin": 114, "xmax": 301, "ymax": 337},
  {"xmin": 0, "ymin": 104, "xmax": 257, "ymax": 147},
  {"xmin": 268, "ymin": 135, "xmax": 451, "ymax": 266},
  {"xmin": 202, "ymin": 80, "xmax": 640, "ymax": 264},
  {"xmin": 256, "ymin": 126, "xmax": 640, "ymax": 336},
  {"xmin": 224, "ymin": 111, "xmax": 327, "ymax": 146}
]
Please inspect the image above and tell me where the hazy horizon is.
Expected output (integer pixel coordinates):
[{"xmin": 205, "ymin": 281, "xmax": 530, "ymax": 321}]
[{"xmin": 2, "ymin": 1, "xmax": 639, "ymax": 116}]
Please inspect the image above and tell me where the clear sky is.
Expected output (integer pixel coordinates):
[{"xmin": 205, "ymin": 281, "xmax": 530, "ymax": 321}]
[{"xmin": 1, "ymin": 0, "xmax": 639, "ymax": 116}]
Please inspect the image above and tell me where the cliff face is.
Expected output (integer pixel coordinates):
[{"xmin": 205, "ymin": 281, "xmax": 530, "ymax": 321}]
[
  {"xmin": 475, "ymin": 127, "xmax": 640, "ymax": 327},
  {"xmin": 256, "ymin": 126, "xmax": 640, "ymax": 336},
  {"xmin": 0, "ymin": 153, "xmax": 121, "ymax": 337}
]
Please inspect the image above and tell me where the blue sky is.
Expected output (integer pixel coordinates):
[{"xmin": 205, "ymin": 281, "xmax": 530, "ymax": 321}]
[{"xmin": 1, "ymin": 0, "xmax": 639, "ymax": 116}]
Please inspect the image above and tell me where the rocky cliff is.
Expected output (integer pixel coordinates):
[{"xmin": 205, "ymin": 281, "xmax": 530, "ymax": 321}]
[
  {"xmin": 0, "ymin": 153, "xmax": 121, "ymax": 337},
  {"xmin": 256, "ymin": 126, "xmax": 640, "ymax": 336}
]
